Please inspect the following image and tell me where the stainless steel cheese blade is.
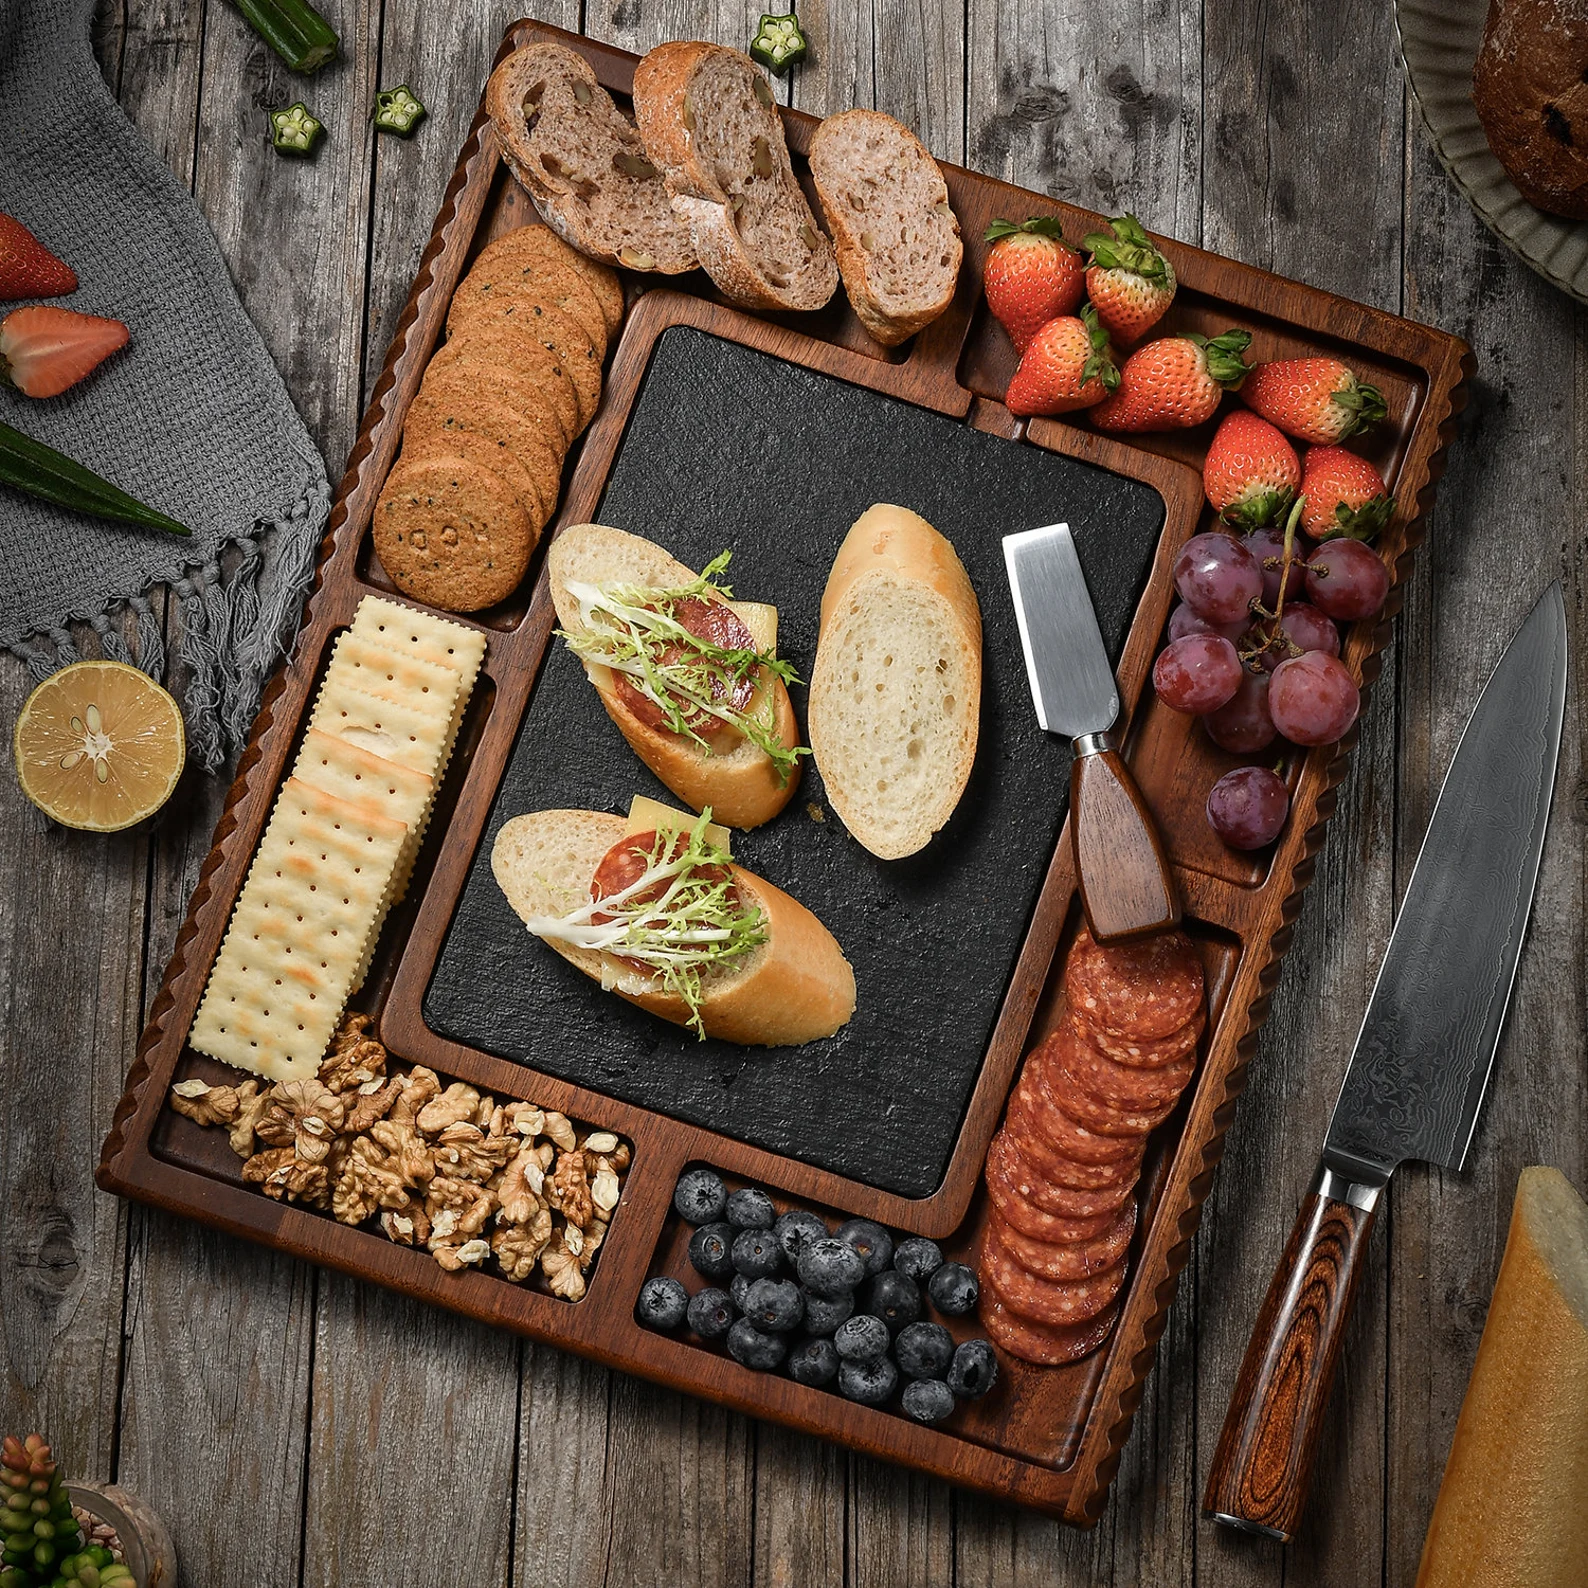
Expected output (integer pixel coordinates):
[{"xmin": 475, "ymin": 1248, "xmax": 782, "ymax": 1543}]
[{"xmin": 1002, "ymin": 523, "xmax": 1179, "ymax": 942}]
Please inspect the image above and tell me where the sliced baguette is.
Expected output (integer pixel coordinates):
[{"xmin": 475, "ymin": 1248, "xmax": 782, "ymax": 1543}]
[
  {"xmin": 486, "ymin": 42, "xmax": 696, "ymax": 274},
  {"xmin": 808, "ymin": 110, "xmax": 962, "ymax": 347},
  {"xmin": 548, "ymin": 523, "xmax": 803, "ymax": 829},
  {"xmin": 631, "ymin": 42, "xmax": 838, "ymax": 313},
  {"xmin": 808, "ymin": 504, "xmax": 981, "ymax": 859},
  {"xmin": 491, "ymin": 807, "xmax": 856, "ymax": 1045}
]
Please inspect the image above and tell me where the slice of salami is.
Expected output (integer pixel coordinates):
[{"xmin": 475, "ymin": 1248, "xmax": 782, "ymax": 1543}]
[
  {"xmin": 1005, "ymin": 1094, "xmax": 1146, "ymax": 1189},
  {"xmin": 981, "ymin": 1291, "xmax": 1121, "ymax": 1367},
  {"xmin": 989, "ymin": 1200, "xmax": 1137, "ymax": 1282},
  {"xmin": 1042, "ymin": 1019, "xmax": 1197, "ymax": 1112},
  {"xmin": 993, "ymin": 1130, "xmax": 1141, "ymax": 1217},
  {"xmin": 1011, "ymin": 1063, "xmax": 1140, "ymax": 1165},
  {"xmin": 1066, "ymin": 927, "xmax": 1204, "ymax": 1039},
  {"xmin": 984, "ymin": 1133, "xmax": 1130, "ymax": 1238},
  {"xmin": 1031, "ymin": 1032, "xmax": 1186, "ymax": 1137},
  {"xmin": 1069, "ymin": 999, "xmax": 1205, "ymax": 1069},
  {"xmin": 980, "ymin": 1225, "xmax": 1127, "ymax": 1326}
]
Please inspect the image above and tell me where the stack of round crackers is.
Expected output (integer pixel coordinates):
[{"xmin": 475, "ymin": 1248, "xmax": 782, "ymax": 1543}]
[
  {"xmin": 374, "ymin": 226, "xmax": 624, "ymax": 613},
  {"xmin": 978, "ymin": 928, "xmax": 1205, "ymax": 1366}
]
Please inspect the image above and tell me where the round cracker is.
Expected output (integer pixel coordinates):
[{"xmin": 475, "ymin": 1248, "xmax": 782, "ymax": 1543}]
[
  {"xmin": 489, "ymin": 297, "xmax": 602, "ymax": 431},
  {"xmin": 450, "ymin": 247, "xmax": 609, "ymax": 358},
  {"xmin": 374, "ymin": 453, "xmax": 536, "ymax": 613},
  {"xmin": 415, "ymin": 359, "xmax": 573, "ymax": 464},
  {"xmin": 427, "ymin": 328, "xmax": 580, "ymax": 447},
  {"xmin": 469, "ymin": 224, "xmax": 624, "ymax": 338},
  {"xmin": 401, "ymin": 420, "xmax": 549, "ymax": 529},
  {"xmin": 404, "ymin": 388, "xmax": 565, "ymax": 524}
]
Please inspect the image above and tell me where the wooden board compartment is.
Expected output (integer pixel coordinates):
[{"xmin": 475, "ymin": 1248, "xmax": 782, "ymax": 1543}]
[{"xmin": 97, "ymin": 18, "xmax": 1471, "ymax": 1523}]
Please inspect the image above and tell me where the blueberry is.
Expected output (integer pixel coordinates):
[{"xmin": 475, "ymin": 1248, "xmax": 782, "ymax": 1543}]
[
  {"xmin": 727, "ymin": 1317, "xmax": 787, "ymax": 1371},
  {"xmin": 673, "ymin": 1167, "xmax": 727, "ymax": 1225},
  {"xmin": 839, "ymin": 1355, "xmax": 898, "ymax": 1405},
  {"xmin": 893, "ymin": 1236, "xmax": 944, "ymax": 1284},
  {"xmin": 686, "ymin": 1287, "xmax": 736, "ymax": 1340},
  {"xmin": 788, "ymin": 1336, "xmax": 840, "ymax": 1388},
  {"xmin": 927, "ymin": 1261, "xmax": 979, "ymax": 1316},
  {"xmin": 867, "ymin": 1270, "xmax": 922, "ymax": 1334},
  {"xmin": 835, "ymin": 1217, "xmax": 893, "ymax": 1275},
  {"xmin": 947, "ymin": 1338, "xmax": 999, "ymax": 1399},
  {"xmin": 834, "ymin": 1312, "xmax": 891, "ymax": 1363},
  {"xmin": 743, "ymin": 1277, "xmax": 804, "ymax": 1333},
  {"xmin": 901, "ymin": 1379, "xmax": 956, "ymax": 1424},
  {"xmin": 637, "ymin": 1275, "xmax": 689, "ymax": 1331},
  {"xmin": 730, "ymin": 1227, "xmax": 783, "ymax": 1279},
  {"xmin": 688, "ymin": 1221, "xmax": 736, "ymax": 1280},
  {"xmin": 797, "ymin": 1237, "xmax": 866, "ymax": 1298},
  {"xmin": 731, "ymin": 1272, "xmax": 753, "ymax": 1312},
  {"xmin": 726, "ymin": 1186, "xmax": 776, "ymax": 1230},
  {"xmin": 800, "ymin": 1288, "xmax": 854, "ymax": 1336},
  {"xmin": 894, "ymin": 1320, "xmax": 955, "ymax": 1380},
  {"xmin": 773, "ymin": 1208, "xmax": 827, "ymax": 1266}
]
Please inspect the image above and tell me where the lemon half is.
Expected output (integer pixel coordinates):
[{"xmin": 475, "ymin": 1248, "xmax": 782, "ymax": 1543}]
[{"xmin": 14, "ymin": 660, "xmax": 185, "ymax": 831}]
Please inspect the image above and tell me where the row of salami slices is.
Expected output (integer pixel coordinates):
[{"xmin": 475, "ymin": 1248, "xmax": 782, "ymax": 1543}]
[{"xmin": 978, "ymin": 927, "xmax": 1207, "ymax": 1365}]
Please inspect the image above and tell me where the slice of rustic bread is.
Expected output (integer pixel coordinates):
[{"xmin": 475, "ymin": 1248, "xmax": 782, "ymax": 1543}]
[
  {"xmin": 632, "ymin": 42, "xmax": 838, "ymax": 313},
  {"xmin": 486, "ymin": 42, "xmax": 696, "ymax": 273},
  {"xmin": 808, "ymin": 110, "xmax": 962, "ymax": 346}
]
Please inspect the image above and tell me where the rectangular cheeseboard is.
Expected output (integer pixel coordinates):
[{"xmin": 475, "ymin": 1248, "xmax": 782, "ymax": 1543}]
[{"xmin": 96, "ymin": 18, "xmax": 1471, "ymax": 1523}]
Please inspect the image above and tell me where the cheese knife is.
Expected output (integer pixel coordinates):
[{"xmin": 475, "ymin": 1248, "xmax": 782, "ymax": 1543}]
[
  {"xmin": 1003, "ymin": 521, "xmax": 1179, "ymax": 943},
  {"xmin": 1204, "ymin": 581, "xmax": 1568, "ymax": 1541}
]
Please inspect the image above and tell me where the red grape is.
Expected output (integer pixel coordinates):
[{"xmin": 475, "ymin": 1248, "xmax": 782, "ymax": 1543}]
[
  {"xmin": 1168, "ymin": 603, "xmax": 1246, "ymax": 644},
  {"xmin": 1244, "ymin": 526, "xmax": 1307, "ymax": 607},
  {"xmin": 1173, "ymin": 532, "xmax": 1263, "ymax": 625},
  {"xmin": 1153, "ymin": 634, "xmax": 1243, "ymax": 714},
  {"xmin": 1207, "ymin": 766, "xmax": 1290, "ymax": 850},
  {"xmin": 1304, "ymin": 540, "xmax": 1390, "ymax": 622},
  {"xmin": 1242, "ymin": 603, "xmax": 1342, "ymax": 671},
  {"xmin": 1269, "ymin": 652, "xmax": 1361, "ymax": 745},
  {"xmin": 1203, "ymin": 671, "xmax": 1276, "ymax": 753}
]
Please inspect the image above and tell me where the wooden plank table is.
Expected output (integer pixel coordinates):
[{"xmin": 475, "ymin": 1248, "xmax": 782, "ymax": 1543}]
[{"xmin": 0, "ymin": 0, "xmax": 1581, "ymax": 1581}]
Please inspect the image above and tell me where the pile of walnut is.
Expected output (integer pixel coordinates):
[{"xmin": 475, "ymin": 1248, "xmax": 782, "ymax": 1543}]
[{"xmin": 168, "ymin": 1014, "xmax": 628, "ymax": 1300}]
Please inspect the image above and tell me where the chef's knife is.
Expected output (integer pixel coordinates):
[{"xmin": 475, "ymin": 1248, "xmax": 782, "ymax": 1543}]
[
  {"xmin": 1204, "ymin": 582, "xmax": 1568, "ymax": 1542},
  {"xmin": 1003, "ymin": 522, "xmax": 1179, "ymax": 943}
]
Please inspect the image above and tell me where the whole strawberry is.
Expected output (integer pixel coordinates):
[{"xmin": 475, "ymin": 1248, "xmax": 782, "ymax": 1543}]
[
  {"xmin": 1005, "ymin": 304, "xmax": 1119, "ymax": 416},
  {"xmin": 1091, "ymin": 329, "xmax": 1251, "ymax": 432},
  {"xmin": 1243, "ymin": 357, "xmax": 1387, "ymax": 444},
  {"xmin": 1203, "ymin": 410, "xmax": 1300, "ymax": 529},
  {"xmin": 0, "ymin": 214, "xmax": 77, "ymax": 301},
  {"xmin": 983, "ymin": 216, "xmax": 1085, "ymax": 354},
  {"xmin": 1299, "ymin": 446, "xmax": 1395, "ymax": 540},
  {"xmin": 1082, "ymin": 213, "xmax": 1176, "ymax": 345}
]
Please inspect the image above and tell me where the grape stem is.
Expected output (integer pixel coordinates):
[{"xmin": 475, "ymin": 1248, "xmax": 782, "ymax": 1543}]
[{"xmin": 1239, "ymin": 496, "xmax": 1308, "ymax": 673}]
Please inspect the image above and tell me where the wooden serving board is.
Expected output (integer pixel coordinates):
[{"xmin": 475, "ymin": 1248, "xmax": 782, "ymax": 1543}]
[{"xmin": 96, "ymin": 18, "xmax": 1472, "ymax": 1523}]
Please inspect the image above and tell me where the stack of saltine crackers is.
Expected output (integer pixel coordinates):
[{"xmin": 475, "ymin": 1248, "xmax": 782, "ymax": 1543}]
[
  {"xmin": 372, "ymin": 226, "xmax": 623, "ymax": 614},
  {"xmin": 189, "ymin": 596, "xmax": 485, "ymax": 1082}
]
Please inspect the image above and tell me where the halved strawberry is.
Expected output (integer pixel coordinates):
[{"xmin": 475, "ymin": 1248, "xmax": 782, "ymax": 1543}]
[
  {"xmin": 0, "ymin": 214, "xmax": 77, "ymax": 301},
  {"xmin": 1090, "ymin": 329, "xmax": 1251, "ymax": 433},
  {"xmin": 1242, "ymin": 357, "xmax": 1386, "ymax": 445},
  {"xmin": 1082, "ymin": 213, "xmax": 1176, "ymax": 345},
  {"xmin": 1299, "ymin": 446, "xmax": 1395, "ymax": 540},
  {"xmin": 983, "ymin": 217, "xmax": 1085, "ymax": 355},
  {"xmin": 1203, "ymin": 410, "xmax": 1300, "ymax": 529},
  {"xmin": 1005, "ymin": 305, "xmax": 1119, "ymax": 416},
  {"xmin": 0, "ymin": 306, "xmax": 130, "ymax": 399}
]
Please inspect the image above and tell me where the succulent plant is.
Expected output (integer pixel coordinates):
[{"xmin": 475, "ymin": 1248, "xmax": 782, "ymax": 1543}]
[
  {"xmin": 49, "ymin": 1544, "xmax": 133, "ymax": 1586},
  {"xmin": 1, "ymin": 1435, "xmax": 83, "ymax": 1588}
]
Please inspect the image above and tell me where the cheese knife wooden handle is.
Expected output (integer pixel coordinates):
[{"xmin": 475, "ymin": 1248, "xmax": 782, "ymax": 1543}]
[
  {"xmin": 1202, "ymin": 1166, "xmax": 1382, "ymax": 1541},
  {"xmin": 1070, "ymin": 731, "xmax": 1180, "ymax": 943}
]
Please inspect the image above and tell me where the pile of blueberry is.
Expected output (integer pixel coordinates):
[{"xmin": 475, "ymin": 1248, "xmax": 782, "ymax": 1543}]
[{"xmin": 636, "ymin": 1168, "xmax": 999, "ymax": 1424}]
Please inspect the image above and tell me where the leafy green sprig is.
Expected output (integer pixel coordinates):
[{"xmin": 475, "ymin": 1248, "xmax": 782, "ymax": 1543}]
[
  {"xmin": 557, "ymin": 551, "xmax": 810, "ymax": 786},
  {"xmin": 522, "ymin": 811, "xmax": 766, "ymax": 1038}
]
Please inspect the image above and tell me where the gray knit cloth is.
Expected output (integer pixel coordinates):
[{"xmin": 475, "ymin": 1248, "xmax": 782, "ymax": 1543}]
[{"xmin": 0, "ymin": 0, "xmax": 329, "ymax": 770}]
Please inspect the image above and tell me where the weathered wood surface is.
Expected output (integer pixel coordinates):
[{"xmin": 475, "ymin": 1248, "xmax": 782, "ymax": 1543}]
[{"xmin": 0, "ymin": 0, "xmax": 1580, "ymax": 1582}]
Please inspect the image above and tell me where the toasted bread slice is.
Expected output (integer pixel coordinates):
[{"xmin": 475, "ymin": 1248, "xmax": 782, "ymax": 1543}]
[
  {"xmin": 808, "ymin": 110, "xmax": 962, "ymax": 347},
  {"xmin": 548, "ymin": 523, "xmax": 803, "ymax": 829},
  {"xmin": 486, "ymin": 42, "xmax": 696, "ymax": 274},
  {"xmin": 807, "ymin": 504, "xmax": 981, "ymax": 859},
  {"xmin": 492, "ymin": 807, "xmax": 855, "ymax": 1045},
  {"xmin": 632, "ymin": 42, "xmax": 838, "ymax": 313}
]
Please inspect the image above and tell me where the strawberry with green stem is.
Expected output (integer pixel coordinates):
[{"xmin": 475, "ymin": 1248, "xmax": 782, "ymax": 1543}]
[
  {"xmin": 982, "ymin": 216, "xmax": 1085, "ymax": 354},
  {"xmin": 1298, "ymin": 445, "xmax": 1395, "ymax": 540},
  {"xmin": 1242, "ymin": 356, "xmax": 1386, "ymax": 445},
  {"xmin": 1203, "ymin": 409, "xmax": 1300, "ymax": 530},
  {"xmin": 1082, "ymin": 213, "xmax": 1176, "ymax": 345},
  {"xmin": 1004, "ymin": 304, "xmax": 1118, "ymax": 416},
  {"xmin": 1090, "ymin": 328, "xmax": 1251, "ymax": 432}
]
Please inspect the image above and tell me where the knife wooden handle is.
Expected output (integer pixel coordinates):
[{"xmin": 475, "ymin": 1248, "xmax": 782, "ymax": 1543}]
[
  {"xmin": 1202, "ymin": 1174, "xmax": 1380, "ymax": 1541},
  {"xmin": 1070, "ymin": 741, "xmax": 1180, "ymax": 943}
]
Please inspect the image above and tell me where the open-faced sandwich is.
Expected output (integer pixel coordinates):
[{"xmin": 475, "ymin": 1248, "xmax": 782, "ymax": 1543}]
[
  {"xmin": 548, "ymin": 523, "xmax": 806, "ymax": 828},
  {"xmin": 493, "ymin": 798, "xmax": 856, "ymax": 1044}
]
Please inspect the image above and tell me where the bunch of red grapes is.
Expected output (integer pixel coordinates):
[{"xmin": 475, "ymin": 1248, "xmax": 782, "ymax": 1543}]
[{"xmin": 1153, "ymin": 507, "xmax": 1389, "ymax": 852}]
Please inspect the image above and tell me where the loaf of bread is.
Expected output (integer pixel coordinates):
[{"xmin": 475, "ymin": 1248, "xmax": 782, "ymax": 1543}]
[
  {"xmin": 1415, "ymin": 1166, "xmax": 1588, "ymax": 1587},
  {"xmin": 808, "ymin": 110, "xmax": 962, "ymax": 347},
  {"xmin": 486, "ymin": 42, "xmax": 696, "ymax": 272},
  {"xmin": 1473, "ymin": 0, "xmax": 1588, "ymax": 219},
  {"xmin": 632, "ymin": 42, "xmax": 838, "ymax": 312}
]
